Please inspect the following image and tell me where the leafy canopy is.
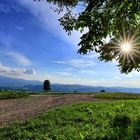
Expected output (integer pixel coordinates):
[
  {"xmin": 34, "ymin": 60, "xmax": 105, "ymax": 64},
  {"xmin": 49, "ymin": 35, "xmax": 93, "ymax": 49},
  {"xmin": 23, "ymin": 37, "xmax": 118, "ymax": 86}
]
[{"xmin": 34, "ymin": 0, "xmax": 140, "ymax": 74}]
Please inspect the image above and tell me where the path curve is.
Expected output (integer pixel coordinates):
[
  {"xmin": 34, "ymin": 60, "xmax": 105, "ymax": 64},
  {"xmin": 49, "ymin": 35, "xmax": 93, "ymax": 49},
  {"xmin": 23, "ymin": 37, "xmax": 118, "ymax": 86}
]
[{"xmin": 0, "ymin": 94, "xmax": 108, "ymax": 126}]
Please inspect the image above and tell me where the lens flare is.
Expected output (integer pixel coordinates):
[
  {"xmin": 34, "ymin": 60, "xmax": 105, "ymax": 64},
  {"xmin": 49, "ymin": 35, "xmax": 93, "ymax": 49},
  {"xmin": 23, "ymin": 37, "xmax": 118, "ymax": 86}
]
[
  {"xmin": 107, "ymin": 28, "xmax": 140, "ymax": 66},
  {"xmin": 121, "ymin": 42, "xmax": 131, "ymax": 53}
]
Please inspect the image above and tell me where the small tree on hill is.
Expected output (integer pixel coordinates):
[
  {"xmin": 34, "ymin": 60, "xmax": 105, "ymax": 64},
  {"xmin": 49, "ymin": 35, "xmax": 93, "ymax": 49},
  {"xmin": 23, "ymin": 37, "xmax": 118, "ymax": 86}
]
[
  {"xmin": 43, "ymin": 80, "xmax": 51, "ymax": 92},
  {"xmin": 100, "ymin": 90, "xmax": 106, "ymax": 93}
]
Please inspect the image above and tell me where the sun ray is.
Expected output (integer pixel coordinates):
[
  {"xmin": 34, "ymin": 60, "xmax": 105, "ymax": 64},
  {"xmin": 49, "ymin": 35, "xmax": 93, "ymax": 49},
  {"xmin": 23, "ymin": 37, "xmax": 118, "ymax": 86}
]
[
  {"xmin": 109, "ymin": 29, "xmax": 140, "ymax": 67},
  {"xmin": 121, "ymin": 42, "xmax": 131, "ymax": 52},
  {"xmin": 104, "ymin": 27, "xmax": 140, "ymax": 68}
]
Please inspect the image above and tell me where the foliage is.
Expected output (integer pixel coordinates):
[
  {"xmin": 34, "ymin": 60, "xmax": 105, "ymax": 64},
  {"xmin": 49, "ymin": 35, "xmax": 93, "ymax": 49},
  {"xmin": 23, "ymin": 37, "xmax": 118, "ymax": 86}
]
[
  {"xmin": 1, "ymin": 100, "xmax": 140, "ymax": 139},
  {"xmin": 34, "ymin": 0, "xmax": 140, "ymax": 74},
  {"xmin": 100, "ymin": 90, "xmax": 106, "ymax": 92},
  {"xmin": 43, "ymin": 80, "xmax": 51, "ymax": 91},
  {"xmin": 95, "ymin": 92, "xmax": 140, "ymax": 99},
  {"xmin": 0, "ymin": 91, "xmax": 29, "ymax": 99}
]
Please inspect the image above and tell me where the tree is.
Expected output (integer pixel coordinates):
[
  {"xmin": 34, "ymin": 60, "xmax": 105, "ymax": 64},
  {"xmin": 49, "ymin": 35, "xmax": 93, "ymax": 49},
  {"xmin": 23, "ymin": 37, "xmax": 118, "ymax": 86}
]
[
  {"xmin": 34, "ymin": 0, "xmax": 140, "ymax": 74},
  {"xmin": 43, "ymin": 80, "xmax": 51, "ymax": 91},
  {"xmin": 100, "ymin": 90, "xmax": 106, "ymax": 93}
]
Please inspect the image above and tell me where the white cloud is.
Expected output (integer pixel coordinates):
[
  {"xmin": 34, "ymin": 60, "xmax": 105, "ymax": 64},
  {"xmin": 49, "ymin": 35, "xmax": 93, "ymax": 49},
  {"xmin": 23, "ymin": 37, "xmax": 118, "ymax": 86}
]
[
  {"xmin": 132, "ymin": 71, "xmax": 140, "ymax": 75},
  {"xmin": 85, "ymin": 53, "xmax": 99, "ymax": 59},
  {"xmin": 23, "ymin": 69, "xmax": 36, "ymax": 75},
  {"xmin": 114, "ymin": 76, "xmax": 121, "ymax": 80},
  {"xmin": 3, "ymin": 51, "xmax": 32, "ymax": 66},
  {"xmin": 57, "ymin": 72, "xmax": 72, "ymax": 76},
  {"xmin": 0, "ymin": 3, "xmax": 10, "ymax": 13},
  {"xmin": 16, "ymin": 0, "xmax": 83, "ymax": 47},
  {"xmin": 69, "ymin": 59, "xmax": 96, "ymax": 68},
  {"xmin": 112, "ymin": 60, "xmax": 119, "ymax": 65},
  {"xmin": 81, "ymin": 70, "xmax": 96, "ymax": 74},
  {"xmin": 124, "ymin": 70, "xmax": 140, "ymax": 79},
  {"xmin": 0, "ymin": 31, "xmax": 31, "ymax": 66},
  {"xmin": 41, "ymin": 73, "xmax": 98, "ymax": 85},
  {"xmin": 0, "ymin": 1, "xmax": 22, "ymax": 13},
  {"xmin": 105, "ymin": 80, "xmax": 140, "ymax": 88},
  {"xmin": 64, "ymin": 67, "xmax": 74, "ymax": 71},
  {"xmin": 0, "ymin": 63, "xmax": 36, "ymax": 77},
  {"xmin": 54, "ymin": 59, "xmax": 96, "ymax": 68},
  {"xmin": 14, "ymin": 25, "xmax": 24, "ymax": 31},
  {"xmin": 126, "ymin": 74, "xmax": 132, "ymax": 78},
  {"xmin": 53, "ymin": 61, "xmax": 67, "ymax": 64}
]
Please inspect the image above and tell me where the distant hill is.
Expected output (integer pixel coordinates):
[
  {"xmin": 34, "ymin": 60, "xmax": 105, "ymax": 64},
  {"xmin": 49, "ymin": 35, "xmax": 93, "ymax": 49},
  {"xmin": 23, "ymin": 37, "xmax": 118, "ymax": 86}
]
[
  {"xmin": 22, "ymin": 84, "xmax": 140, "ymax": 93},
  {"xmin": 0, "ymin": 76, "xmax": 42, "ymax": 88},
  {"xmin": 0, "ymin": 76, "xmax": 140, "ymax": 93}
]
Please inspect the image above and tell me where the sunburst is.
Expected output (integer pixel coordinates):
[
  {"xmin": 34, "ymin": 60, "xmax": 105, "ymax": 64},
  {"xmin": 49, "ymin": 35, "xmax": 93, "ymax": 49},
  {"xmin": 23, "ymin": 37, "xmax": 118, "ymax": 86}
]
[
  {"xmin": 110, "ymin": 29, "xmax": 140, "ymax": 64},
  {"xmin": 121, "ymin": 42, "xmax": 131, "ymax": 53}
]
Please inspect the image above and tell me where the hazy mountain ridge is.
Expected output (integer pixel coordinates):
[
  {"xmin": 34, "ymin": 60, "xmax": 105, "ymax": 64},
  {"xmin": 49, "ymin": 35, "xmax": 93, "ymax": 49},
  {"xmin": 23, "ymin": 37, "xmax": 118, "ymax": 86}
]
[
  {"xmin": 0, "ymin": 76, "xmax": 42, "ymax": 87},
  {"xmin": 0, "ymin": 76, "xmax": 140, "ymax": 93},
  {"xmin": 22, "ymin": 84, "xmax": 140, "ymax": 93}
]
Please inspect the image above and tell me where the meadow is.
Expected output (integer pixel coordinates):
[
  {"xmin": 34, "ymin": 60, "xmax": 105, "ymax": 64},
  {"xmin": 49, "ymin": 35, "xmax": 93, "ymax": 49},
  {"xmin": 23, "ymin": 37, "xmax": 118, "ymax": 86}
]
[
  {"xmin": 95, "ymin": 92, "xmax": 140, "ymax": 99},
  {"xmin": 1, "ymin": 99, "xmax": 140, "ymax": 139},
  {"xmin": 1, "ymin": 92, "xmax": 140, "ymax": 139},
  {"xmin": 0, "ymin": 91, "xmax": 29, "ymax": 99}
]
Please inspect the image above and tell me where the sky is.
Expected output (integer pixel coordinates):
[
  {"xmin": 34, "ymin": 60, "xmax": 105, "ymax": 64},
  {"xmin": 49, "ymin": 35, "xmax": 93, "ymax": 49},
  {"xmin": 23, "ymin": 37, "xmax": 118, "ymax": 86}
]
[{"xmin": 0, "ymin": 0, "xmax": 140, "ymax": 88}]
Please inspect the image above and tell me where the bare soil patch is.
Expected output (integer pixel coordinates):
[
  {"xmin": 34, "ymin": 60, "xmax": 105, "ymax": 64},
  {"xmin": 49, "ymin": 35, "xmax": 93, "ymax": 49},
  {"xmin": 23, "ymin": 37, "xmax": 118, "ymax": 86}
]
[{"xmin": 0, "ymin": 94, "xmax": 109, "ymax": 126}]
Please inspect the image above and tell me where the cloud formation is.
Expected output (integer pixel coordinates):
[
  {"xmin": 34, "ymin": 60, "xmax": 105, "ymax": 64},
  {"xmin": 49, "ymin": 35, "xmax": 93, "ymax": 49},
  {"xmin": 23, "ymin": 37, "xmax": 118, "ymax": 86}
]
[
  {"xmin": 81, "ymin": 70, "xmax": 96, "ymax": 74},
  {"xmin": 16, "ymin": 0, "xmax": 83, "ymax": 47},
  {"xmin": 0, "ymin": 1, "xmax": 22, "ymax": 13},
  {"xmin": 0, "ymin": 63, "xmax": 36, "ymax": 76},
  {"xmin": 3, "ymin": 51, "xmax": 32, "ymax": 66},
  {"xmin": 57, "ymin": 72, "xmax": 72, "ymax": 76},
  {"xmin": 14, "ymin": 25, "xmax": 24, "ymax": 31},
  {"xmin": 54, "ymin": 59, "xmax": 96, "ymax": 68}
]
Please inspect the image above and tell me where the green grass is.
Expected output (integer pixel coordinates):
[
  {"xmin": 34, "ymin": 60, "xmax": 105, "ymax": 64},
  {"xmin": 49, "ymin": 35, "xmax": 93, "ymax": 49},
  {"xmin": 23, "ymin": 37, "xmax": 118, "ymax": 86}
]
[
  {"xmin": 0, "ymin": 91, "xmax": 29, "ymax": 99},
  {"xmin": 95, "ymin": 92, "xmax": 140, "ymax": 99},
  {"xmin": 1, "ymin": 100, "xmax": 140, "ymax": 139}
]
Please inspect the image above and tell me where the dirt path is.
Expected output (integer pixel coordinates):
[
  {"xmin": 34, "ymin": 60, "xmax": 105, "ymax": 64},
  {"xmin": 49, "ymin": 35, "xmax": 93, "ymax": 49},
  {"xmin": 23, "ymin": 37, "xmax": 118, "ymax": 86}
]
[{"xmin": 0, "ymin": 94, "xmax": 109, "ymax": 126}]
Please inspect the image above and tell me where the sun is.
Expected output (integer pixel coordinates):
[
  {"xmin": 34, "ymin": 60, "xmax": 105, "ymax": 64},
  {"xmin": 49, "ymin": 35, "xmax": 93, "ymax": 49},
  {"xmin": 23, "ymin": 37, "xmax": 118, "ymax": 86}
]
[
  {"xmin": 108, "ymin": 28, "xmax": 140, "ymax": 67},
  {"xmin": 121, "ymin": 42, "xmax": 131, "ymax": 53}
]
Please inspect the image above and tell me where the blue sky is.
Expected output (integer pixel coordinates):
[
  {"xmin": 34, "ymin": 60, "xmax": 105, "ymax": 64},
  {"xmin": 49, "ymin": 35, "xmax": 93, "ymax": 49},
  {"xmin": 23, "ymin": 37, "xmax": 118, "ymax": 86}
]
[{"xmin": 0, "ymin": 0, "xmax": 139, "ymax": 87}]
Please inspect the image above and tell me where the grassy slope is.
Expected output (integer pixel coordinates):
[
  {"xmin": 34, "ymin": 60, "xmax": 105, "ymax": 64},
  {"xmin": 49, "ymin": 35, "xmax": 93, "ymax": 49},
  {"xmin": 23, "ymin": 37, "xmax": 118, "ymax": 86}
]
[
  {"xmin": 32, "ymin": 92, "xmax": 140, "ymax": 98},
  {"xmin": 1, "ymin": 100, "xmax": 140, "ymax": 140},
  {"xmin": 0, "ymin": 91, "xmax": 29, "ymax": 99},
  {"xmin": 95, "ymin": 92, "xmax": 140, "ymax": 99}
]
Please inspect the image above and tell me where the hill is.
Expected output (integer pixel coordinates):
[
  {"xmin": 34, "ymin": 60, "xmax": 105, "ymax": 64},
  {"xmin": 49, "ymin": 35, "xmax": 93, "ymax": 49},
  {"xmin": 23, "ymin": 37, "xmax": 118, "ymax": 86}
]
[
  {"xmin": 0, "ymin": 76, "xmax": 41, "ymax": 88},
  {"xmin": 0, "ymin": 76, "xmax": 140, "ymax": 93},
  {"xmin": 22, "ymin": 84, "xmax": 140, "ymax": 93}
]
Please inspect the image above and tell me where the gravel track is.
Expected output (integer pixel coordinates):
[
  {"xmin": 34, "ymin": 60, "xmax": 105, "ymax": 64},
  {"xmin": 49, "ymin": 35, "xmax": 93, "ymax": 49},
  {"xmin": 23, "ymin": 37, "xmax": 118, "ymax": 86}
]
[{"xmin": 0, "ymin": 94, "xmax": 109, "ymax": 126}]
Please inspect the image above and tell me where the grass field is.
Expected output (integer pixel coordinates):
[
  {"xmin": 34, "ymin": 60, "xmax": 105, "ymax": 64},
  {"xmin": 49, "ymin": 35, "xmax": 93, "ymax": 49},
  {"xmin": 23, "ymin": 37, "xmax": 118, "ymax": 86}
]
[
  {"xmin": 1, "ymin": 100, "xmax": 140, "ymax": 140},
  {"xmin": 0, "ymin": 91, "xmax": 29, "ymax": 99},
  {"xmin": 95, "ymin": 92, "xmax": 140, "ymax": 99},
  {"xmin": 32, "ymin": 92, "xmax": 140, "ymax": 98}
]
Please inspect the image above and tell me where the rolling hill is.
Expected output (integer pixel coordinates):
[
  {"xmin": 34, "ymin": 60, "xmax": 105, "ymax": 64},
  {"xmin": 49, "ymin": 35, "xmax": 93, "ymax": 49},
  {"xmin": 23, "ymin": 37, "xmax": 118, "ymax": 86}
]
[{"xmin": 0, "ymin": 76, "xmax": 140, "ymax": 93}]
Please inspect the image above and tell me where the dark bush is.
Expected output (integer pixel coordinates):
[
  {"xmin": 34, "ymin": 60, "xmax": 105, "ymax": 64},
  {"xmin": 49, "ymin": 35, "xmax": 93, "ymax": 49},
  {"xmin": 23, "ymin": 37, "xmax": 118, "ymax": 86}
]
[
  {"xmin": 112, "ymin": 115, "xmax": 131, "ymax": 128},
  {"xmin": 100, "ymin": 90, "xmax": 106, "ymax": 92}
]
